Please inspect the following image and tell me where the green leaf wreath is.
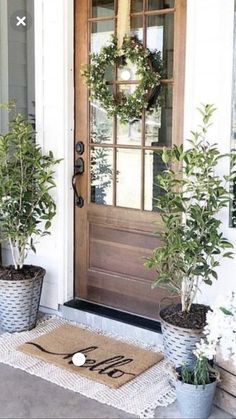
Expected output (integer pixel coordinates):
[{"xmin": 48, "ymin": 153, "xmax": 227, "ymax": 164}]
[{"xmin": 81, "ymin": 36, "xmax": 163, "ymax": 124}]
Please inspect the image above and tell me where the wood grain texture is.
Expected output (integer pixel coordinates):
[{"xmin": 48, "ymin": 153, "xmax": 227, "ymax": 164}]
[
  {"xmin": 216, "ymin": 353, "xmax": 236, "ymax": 376},
  {"xmin": 215, "ymin": 353, "xmax": 236, "ymax": 415},
  {"xmin": 215, "ymin": 388, "xmax": 236, "ymax": 417},
  {"xmin": 216, "ymin": 367, "xmax": 236, "ymax": 397}
]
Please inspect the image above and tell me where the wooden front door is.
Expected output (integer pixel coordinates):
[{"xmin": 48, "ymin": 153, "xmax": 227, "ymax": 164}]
[{"xmin": 74, "ymin": 0, "xmax": 186, "ymax": 320}]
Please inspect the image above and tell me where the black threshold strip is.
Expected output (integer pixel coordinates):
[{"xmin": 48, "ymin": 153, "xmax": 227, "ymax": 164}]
[{"xmin": 64, "ymin": 299, "xmax": 162, "ymax": 333}]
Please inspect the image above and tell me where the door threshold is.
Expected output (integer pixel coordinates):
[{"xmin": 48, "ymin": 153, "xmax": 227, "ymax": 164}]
[{"xmin": 63, "ymin": 299, "xmax": 161, "ymax": 333}]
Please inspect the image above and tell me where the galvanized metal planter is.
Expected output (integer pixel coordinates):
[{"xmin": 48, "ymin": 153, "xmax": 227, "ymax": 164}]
[
  {"xmin": 175, "ymin": 379, "xmax": 217, "ymax": 419},
  {"xmin": 0, "ymin": 266, "xmax": 45, "ymax": 333},
  {"xmin": 160, "ymin": 314, "xmax": 204, "ymax": 368}
]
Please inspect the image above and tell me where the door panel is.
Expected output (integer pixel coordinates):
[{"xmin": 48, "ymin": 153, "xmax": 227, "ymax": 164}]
[{"xmin": 74, "ymin": 0, "xmax": 186, "ymax": 320}]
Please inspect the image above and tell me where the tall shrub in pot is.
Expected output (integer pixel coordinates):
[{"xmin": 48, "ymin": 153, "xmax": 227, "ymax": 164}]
[
  {"xmin": 145, "ymin": 105, "xmax": 235, "ymax": 366},
  {"xmin": 0, "ymin": 108, "xmax": 60, "ymax": 332}
]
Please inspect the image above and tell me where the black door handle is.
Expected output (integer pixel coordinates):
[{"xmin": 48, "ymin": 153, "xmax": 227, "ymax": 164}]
[
  {"xmin": 75, "ymin": 158, "xmax": 84, "ymax": 175},
  {"xmin": 72, "ymin": 167, "xmax": 84, "ymax": 208}
]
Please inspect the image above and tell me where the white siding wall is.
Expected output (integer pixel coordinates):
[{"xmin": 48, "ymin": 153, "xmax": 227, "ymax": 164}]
[
  {"xmin": 2, "ymin": 0, "xmax": 74, "ymax": 310},
  {"xmin": 3, "ymin": 0, "xmax": 235, "ymax": 310},
  {"xmin": 184, "ymin": 0, "xmax": 236, "ymax": 304}
]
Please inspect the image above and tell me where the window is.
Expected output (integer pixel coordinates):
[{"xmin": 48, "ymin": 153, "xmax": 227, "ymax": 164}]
[
  {"xmin": 89, "ymin": 0, "xmax": 186, "ymax": 211},
  {"xmin": 0, "ymin": 0, "xmax": 35, "ymax": 131}
]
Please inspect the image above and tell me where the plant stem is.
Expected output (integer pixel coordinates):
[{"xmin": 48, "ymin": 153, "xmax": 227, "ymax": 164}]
[
  {"xmin": 9, "ymin": 239, "xmax": 18, "ymax": 270},
  {"xmin": 181, "ymin": 278, "xmax": 188, "ymax": 311}
]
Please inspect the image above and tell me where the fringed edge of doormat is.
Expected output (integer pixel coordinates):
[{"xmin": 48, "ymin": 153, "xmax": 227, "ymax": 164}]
[{"xmin": 0, "ymin": 317, "xmax": 176, "ymax": 418}]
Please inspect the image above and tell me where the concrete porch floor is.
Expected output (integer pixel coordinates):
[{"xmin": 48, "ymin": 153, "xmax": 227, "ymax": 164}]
[{"xmin": 0, "ymin": 363, "xmax": 233, "ymax": 419}]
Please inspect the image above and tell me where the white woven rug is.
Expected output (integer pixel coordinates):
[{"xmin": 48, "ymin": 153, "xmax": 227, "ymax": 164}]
[{"xmin": 0, "ymin": 317, "xmax": 175, "ymax": 418}]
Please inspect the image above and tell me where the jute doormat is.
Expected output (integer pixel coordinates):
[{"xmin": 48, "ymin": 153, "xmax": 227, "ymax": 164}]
[
  {"xmin": 0, "ymin": 318, "xmax": 176, "ymax": 418},
  {"xmin": 17, "ymin": 323, "xmax": 163, "ymax": 389}
]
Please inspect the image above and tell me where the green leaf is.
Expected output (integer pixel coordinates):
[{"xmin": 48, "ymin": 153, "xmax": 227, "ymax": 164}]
[
  {"xmin": 45, "ymin": 221, "xmax": 51, "ymax": 230},
  {"xmin": 162, "ymin": 148, "xmax": 169, "ymax": 164},
  {"xmin": 220, "ymin": 307, "xmax": 233, "ymax": 316},
  {"xmin": 204, "ymin": 279, "xmax": 213, "ymax": 285},
  {"xmin": 211, "ymin": 270, "xmax": 218, "ymax": 280},
  {"xmin": 223, "ymin": 252, "xmax": 234, "ymax": 259},
  {"xmin": 30, "ymin": 238, "xmax": 36, "ymax": 254},
  {"xmin": 220, "ymin": 240, "xmax": 234, "ymax": 249}
]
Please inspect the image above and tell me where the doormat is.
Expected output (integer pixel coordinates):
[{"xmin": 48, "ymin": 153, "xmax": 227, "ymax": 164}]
[
  {"xmin": 17, "ymin": 323, "xmax": 163, "ymax": 389},
  {"xmin": 0, "ymin": 317, "xmax": 175, "ymax": 418}
]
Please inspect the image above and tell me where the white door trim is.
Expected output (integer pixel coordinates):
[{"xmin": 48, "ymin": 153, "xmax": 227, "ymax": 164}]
[{"xmin": 34, "ymin": 0, "xmax": 74, "ymax": 309}]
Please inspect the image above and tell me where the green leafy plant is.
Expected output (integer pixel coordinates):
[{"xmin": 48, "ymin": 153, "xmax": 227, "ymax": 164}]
[
  {"xmin": 0, "ymin": 109, "xmax": 61, "ymax": 270},
  {"xmin": 181, "ymin": 358, "xmax": 211, "ymax": 386},
  {"xmin": 145, "ymin": 104, "xmax": 236, "ymax": 312}
]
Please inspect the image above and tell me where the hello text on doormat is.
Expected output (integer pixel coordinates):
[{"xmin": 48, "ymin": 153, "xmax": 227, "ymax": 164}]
[{"xmin": 17, "ymin": 324, "xmax": 163, "ymax": 388}]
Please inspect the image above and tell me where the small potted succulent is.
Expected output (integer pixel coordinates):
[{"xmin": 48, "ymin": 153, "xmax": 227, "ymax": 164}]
[
  {"xmin": 0, "ymin": 105, "xmax": 60, "ymax": 332},
  {"xmin": 174, "ymin": 291, "xmax": 236, "ymax": 419},
  {"xmin": 145, "ymin": 104, "xmax": 235, "ymax": 367}
]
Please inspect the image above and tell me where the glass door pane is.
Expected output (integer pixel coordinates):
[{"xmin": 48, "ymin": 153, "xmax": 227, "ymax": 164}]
[
  {"xmin": 145, "ymin": 85, "xmax": 173, "ymax": 146},
  {"xmin": 90, "ymin": 147, "xmax": 113, "ymax": 205},
  {"xmin": 148, "ymin": 0, "xmax": 175, "ymax": 10},
  {"xmin": 90, "ymin": 99, "xmax": 113, "ymax": 144},
  {"xmin": 144, "ymin": 150, "xmax": 165, "ymax": 211},
  {"xmin": 130, "ymin": 17, "xmax": 143, "ymax": 41},
  {"xmin": 131, "ymin": 0, "xmax": 143, "ymax": 13},
  {"xmin": 147, "ymin": 14, "xmax": 174, "ymax": 79},
  {"xmin": 89, "ymin": 0, "xmax": 175, "ymax": 210},
  {"xmin": 117, "ymin": 119, "xmax": 142, "ymax": 145},
  {"xmin": 92, "ymin": 0, "xmax": 115, "ymax": 18},
  {"xmin": 91, "ymin": 20, "xmax": 114, "ymax": 53},
  {"xmin": 116, "ymin": 148, "xmax": 142, "ymax": 208}
]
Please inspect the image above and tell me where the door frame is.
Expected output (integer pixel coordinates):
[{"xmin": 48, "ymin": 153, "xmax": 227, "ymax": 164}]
[
  {"xmin": 34, "ymin": 0, "xmax": 75, "ymax": 308},
  {"xmin": 34, "ymin": 0, "xmax": 187, "ymax": 310}
]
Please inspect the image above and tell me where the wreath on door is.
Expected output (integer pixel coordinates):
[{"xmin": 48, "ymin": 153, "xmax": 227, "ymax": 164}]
[{"xmin": 81, "ymin": 36, "xmax": 163, "ymax": 124}]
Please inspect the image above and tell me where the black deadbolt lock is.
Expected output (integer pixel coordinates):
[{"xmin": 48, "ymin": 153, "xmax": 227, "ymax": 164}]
[{"xmin": 75, "ymin": 141, "xmax": 85, "ymax": 155}]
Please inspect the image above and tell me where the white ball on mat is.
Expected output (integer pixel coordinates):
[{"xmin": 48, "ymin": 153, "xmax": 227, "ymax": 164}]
[{"xmin": 72, "ymin": 352, "xmax": 86, "ymax": 367}]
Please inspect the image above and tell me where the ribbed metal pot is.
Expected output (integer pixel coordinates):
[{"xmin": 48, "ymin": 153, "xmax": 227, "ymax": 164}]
[
  {"xmin": 160, "ymin": 311, "xmax": 204, "ymax": 368},
  {"xmin": 0, "ymin": 266, "xmax": 45, "ymax": 333},
  {"xmin": 175, "ymin": 379, "xmax": 217, "ymax": 419}
]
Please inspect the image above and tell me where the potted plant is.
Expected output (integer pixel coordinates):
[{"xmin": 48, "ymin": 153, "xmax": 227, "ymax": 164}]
[
  {"xmin": 173, "ymin": 352, "xmax": 219, "ymax": 419},
  {"xmin": 174, "ymin": 291, "xmax": 236, "ymax": 419},
  {"xmin": 0, "ymin": 106, "xmax": 60, "ymax": 333},
  {"xmin": 145, "ymin": 104, "xmax": 235, "ymax": 367}
]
